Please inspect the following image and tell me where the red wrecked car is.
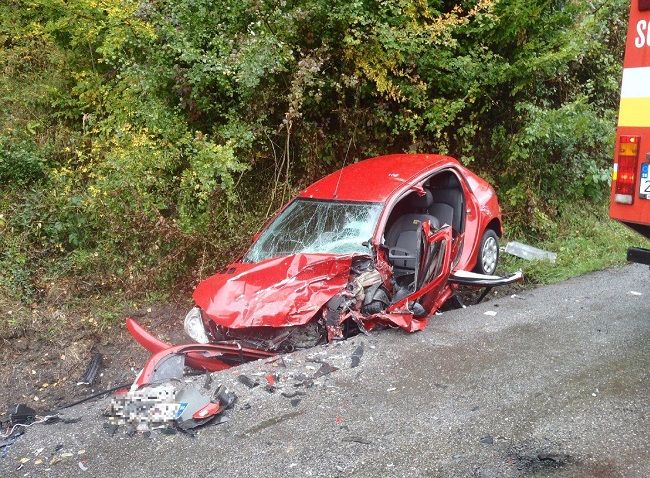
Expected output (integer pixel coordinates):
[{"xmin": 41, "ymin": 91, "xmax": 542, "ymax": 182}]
[{"xmin": 127, "ymin": 154, "xmax": 521, "ymax": 383}]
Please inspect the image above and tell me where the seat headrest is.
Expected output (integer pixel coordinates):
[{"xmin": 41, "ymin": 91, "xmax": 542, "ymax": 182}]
[
  {"xmin": 427, "ymin": 174, "xmax": 459, "ymax": 189},
  {"xmin": 408, "ymin": 190, "xmax": 433, "ymax": 209}
]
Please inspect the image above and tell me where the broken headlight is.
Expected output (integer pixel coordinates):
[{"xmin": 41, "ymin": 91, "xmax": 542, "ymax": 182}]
[{"xmin": 183, "ymin": 306, "xmax": 209, "ymax": 344}]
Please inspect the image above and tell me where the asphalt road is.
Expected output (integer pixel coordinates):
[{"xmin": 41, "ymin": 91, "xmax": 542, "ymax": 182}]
[{"xmin": 1, "ymin": 264, "xmax": 648, "ymax": 477}]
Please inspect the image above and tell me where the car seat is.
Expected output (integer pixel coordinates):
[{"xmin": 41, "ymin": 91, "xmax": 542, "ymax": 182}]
[{"xmin": 385, "ymin": 191, "xmax": 439, "ymax": 272}]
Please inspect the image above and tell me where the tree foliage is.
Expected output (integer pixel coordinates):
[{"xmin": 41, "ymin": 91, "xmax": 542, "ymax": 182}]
[{"xmin": 0, "ymin": 0, "xmax": 628, "ymax": 300}]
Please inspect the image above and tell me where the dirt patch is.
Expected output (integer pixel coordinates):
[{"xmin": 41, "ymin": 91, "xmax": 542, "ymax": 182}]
[
  {"xmin": 505, "ymin": 441, "xmax": 574, "ymax": 474},
  {"xmin": 0, "ymin": 301, "xmax": 190, "ymax": 415},
  {"xmin": 0, "ymin": 276, "xmax": 531, "ymax": 416}
]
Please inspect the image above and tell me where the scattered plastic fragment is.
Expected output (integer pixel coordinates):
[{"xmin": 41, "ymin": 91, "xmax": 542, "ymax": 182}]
[
  {"xmin": 342, "ymin": 436, "xmax": 372, "ymax": 445},
  {"xmin": 78, "ymin": 461, "xmax": 88, "ymax": 472},
  {"xmin": 312, "ymin": 362, "xmax": 338, "ymax": 379},
  {"xmin": 280, "ymin": 391, "xmax": 305, "ymax": 399},
  {"xmin": 237, "ymin": 375, "xmax": 259, "ymax": 389},
  {"xmin": 484, "ymin": 310, "xmax": 498, "ymax": 317},
  {"xmin": 9, "ymin": 404, "xmax": 36, "ymax": 425},
  {"xmin": 351, "ymin": 344, "xmax": 364, "ymax": 368},
  {"xmin": 480, "ymin": 435, "xmax": 494, "ymax": 445},
  {"xmin": 628, "ymin": 290, "xmax": 643, "ymax": 296},
  {"xmin": 504, "ymin": 241, "xmax": 557, "ymax": 263},
  {"xmin": 77, "ymin": 353, "xmax": 103, "ymax": 386},
  {"xmin": 108, "ymin": 381, "xmax": 236, "ymax": 433}
]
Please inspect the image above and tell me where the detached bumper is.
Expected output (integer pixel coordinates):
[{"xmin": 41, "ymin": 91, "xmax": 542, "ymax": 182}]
[
  {"xmin": 449, "ymin": 270, "xmax": 523, "ymax": 287},
  {"xmin": 126, "ymin": 318, "xmax": 276, "ymax": 385}
]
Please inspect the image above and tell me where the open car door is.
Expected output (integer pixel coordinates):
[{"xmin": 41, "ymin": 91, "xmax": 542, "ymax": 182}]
[
  {"xmin": 386, "ymin": 220, "xmax": 523, "ymax": 317},
  {"xmin": 387, "ymin": 221, "xmax": 455, "ymax": 314}
]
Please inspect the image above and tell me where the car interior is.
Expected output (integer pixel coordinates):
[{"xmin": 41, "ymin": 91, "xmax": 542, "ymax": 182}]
[{"xmin": 383, "ymin": 170, "xmax": 465, "ymax": 288}]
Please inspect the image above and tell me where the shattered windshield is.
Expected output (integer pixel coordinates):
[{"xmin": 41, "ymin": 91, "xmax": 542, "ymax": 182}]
[{"xmin": 244, "ymin": 199, "xmax": 383, "ymax": 262}]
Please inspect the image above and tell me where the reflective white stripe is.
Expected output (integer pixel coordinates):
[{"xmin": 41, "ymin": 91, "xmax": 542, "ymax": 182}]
[
  {"xmin": 615, "ymin": 194, "xmax": 633, "ymax": 205},
  {"xmin": 621, "ymin": 67, "xmax": 650, "ymax": 98}
]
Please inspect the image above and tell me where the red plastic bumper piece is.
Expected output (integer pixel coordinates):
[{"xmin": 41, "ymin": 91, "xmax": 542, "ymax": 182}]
[{"xmin": 126, "ymin": 318, "xmax": 276, "ymax": 376}]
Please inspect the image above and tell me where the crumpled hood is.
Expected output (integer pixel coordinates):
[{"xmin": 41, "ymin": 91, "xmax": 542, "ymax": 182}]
[{"xmin": 193, "ymin": 253, "xmax": 360, "ymax": 329}]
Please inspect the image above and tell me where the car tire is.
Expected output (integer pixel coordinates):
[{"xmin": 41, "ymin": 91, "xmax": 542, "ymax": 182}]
[{"xmin": 474, "ymin": 229, "xmax": 499, "ymax": 276}]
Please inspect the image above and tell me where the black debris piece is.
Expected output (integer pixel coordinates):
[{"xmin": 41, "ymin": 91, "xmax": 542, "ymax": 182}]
[
  {"xmin": 77, "ymin": 353, "xmax": 103, "ymax": 386},
  {"xmin": 293, "ymin": 377, "xmax": 314, "ymax": 388},
  {"xmin": 507, "ymin": 445, "xmax": 572, "ymax": 472},
  {"xmin": 9, "ymin": 404, "xmax": 37, "ymax": 425},
  {"xmin": 237, "ymin": 374, "xmax": 259, "ymax": 389},
  {"xmin": 0, "ymin": 428, "xmax": 24, "ymax": 451},
  {"xmin": 313, "ymin": 362, "xmax": 338, "ymax": 379},
  {"xmin": 214, "ymin": 385, "xmax": 237, "ymax": 410},
  {"xmin": 342, "ymin": 436, "xmax": 372, "ymax": 445},
  {"xmin": 44, "ymin": 416, "xmax": 82, "ymax": 425},
  {"xmin": 480, "ymin": 435, "xmax": 494, "ymax": 445},
  {"xmin": 61, "ymin": 383, "xmax": 131, "ymax": 409},
  {"xmin": 203, "ymin": 373, "xmax": 213, "ymax": 390},
  {"xmin": 210, "ymin": 415, "xmax": 229, "ymax": 426},
  {"xmin": 280, "ymin": 391, "xmax": 306, "ymax": 399},
  {"xmin": 290, "ymin": 399, "xmax": 301, "ymax": 407},
  {"xmin": 102, "ymin": 423, "xmax": 118, "ymax": 437},
  {"xmin": 351, "ymin": 344, "xmax": 365, "ymax": 368},
  {"xmin": 177, "ymin": 427, "xmax": 197, "ymax": 438}
]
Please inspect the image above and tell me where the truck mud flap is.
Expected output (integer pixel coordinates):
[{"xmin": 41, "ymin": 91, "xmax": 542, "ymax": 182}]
[{"xmin": 627, "ymin": 247, "xmax": 650, "ymax": 266}]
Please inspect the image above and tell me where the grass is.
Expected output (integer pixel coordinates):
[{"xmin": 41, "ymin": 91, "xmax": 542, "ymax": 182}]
[{"xmin": 498, "ymin": 203, "xmax": 650, "ymax": 285}]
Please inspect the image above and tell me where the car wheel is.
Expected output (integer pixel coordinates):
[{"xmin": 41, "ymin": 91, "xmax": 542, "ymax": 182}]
[{"xmin": 475, "ymin": 229, "xmax": 499, "ymax": 276}]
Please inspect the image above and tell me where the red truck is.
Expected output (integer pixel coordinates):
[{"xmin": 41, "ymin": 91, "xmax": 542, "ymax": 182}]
[{"xmin": 609, "ymin": 0, "xmax": 650, "ymax": 264}]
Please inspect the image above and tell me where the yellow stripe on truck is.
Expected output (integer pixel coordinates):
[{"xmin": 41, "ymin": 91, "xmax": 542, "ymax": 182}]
[
  {"xmin": 618, "ymin": 97, "xmax": 650, "ymax": 127},
  {"xmin": 618, "ymin": 67, "xmax": 650, "ymax": 127}
]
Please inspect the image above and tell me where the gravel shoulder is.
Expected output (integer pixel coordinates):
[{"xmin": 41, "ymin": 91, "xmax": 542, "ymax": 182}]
[{"xmin": 1, "ymin": 263, "xmax": 648, "ymax": 477}]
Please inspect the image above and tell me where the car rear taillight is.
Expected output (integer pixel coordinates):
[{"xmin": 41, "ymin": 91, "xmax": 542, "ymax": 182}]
[{"xmin": 614, "ymin": 135, "xmax": 640, "ymax": 205}]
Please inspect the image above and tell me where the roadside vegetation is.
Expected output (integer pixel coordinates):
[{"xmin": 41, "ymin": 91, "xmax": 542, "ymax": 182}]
[{"xmin": 0, "ymin": 0, "xmax": 640, "ymax": 336}]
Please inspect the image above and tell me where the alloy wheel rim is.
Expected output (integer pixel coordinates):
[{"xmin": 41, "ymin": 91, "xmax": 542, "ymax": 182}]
[{"xmin": 482, "ymin": 236, "xmax": 498, "ymax": 275}]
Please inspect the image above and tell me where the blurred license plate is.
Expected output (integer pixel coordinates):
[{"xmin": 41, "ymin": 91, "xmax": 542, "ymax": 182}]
[{"xmin": 641, "ymin": 163, "xmax": 650, "ymax": 199}]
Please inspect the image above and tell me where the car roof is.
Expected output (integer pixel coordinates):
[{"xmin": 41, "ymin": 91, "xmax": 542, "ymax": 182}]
[{"xmin": 298, "ymin": 154, "xmax": 458, "ymax": 202}]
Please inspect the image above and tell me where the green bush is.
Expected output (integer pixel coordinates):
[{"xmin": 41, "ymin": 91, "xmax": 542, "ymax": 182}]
[{"xmin": 0, "ymin": 0, "xmax": 631, "ymax": 303}]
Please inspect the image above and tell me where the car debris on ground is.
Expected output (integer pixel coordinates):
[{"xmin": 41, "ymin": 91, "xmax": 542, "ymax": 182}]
[
  {"xmin": 76, "ymin": 352, "xmax": 103, "ymax": 387},
  {"xmin": 103, "ymin": 336, "xmax": 371, "ymax": 437},
  {"xmin": 504, "ymin": 241, "xmax": 557, "ymax": 263},
  {"xmin": 125, "ymin": 155, "xmax": 523, "ymax": 389}
]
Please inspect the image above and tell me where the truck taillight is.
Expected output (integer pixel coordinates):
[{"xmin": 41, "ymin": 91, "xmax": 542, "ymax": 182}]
[{"xmin": 614, "ymin": 135, "xmax": 640, "ymax": 205}]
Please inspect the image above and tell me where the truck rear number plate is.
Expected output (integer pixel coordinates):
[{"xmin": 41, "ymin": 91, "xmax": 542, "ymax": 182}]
[{"xmin": 641, "ymin": 163, "xmax": 650, "ymax": 199}]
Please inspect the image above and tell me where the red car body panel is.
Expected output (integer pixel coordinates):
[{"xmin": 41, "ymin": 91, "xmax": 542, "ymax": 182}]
[
  {"xmin": 193, "ymin": 253, "xmax": 356, "ymax": 328},
  {"xmin": 299, "ymin": 154, "xmax": 449, "ymax": 202},
  {"xmin": 193, "ymin": 154, "xmax": 502, "ymax": 332},
  {"xmin": 128, "ymin": 154, "xmax": 508, "ymax": 382}
]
